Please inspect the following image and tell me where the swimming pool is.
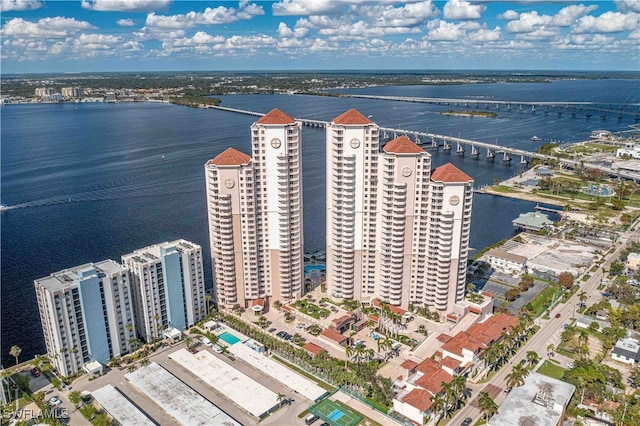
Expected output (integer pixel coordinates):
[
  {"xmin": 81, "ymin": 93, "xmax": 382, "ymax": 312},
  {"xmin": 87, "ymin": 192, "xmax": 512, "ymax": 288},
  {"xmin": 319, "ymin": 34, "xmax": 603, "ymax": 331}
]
[
  {"xmin": 304, "ymin": 264, "xmax": 326, "ymax": 275},
  {"xmin": 218, "ymin": 331, "xmax": 241, "ymax": 345}
]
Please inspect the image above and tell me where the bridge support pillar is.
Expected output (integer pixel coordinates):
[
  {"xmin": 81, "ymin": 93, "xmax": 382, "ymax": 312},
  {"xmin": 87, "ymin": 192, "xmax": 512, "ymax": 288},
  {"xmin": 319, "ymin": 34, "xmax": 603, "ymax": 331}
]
[{"xmin": 487, "ymin": 149, "xmax": 494, "ymax": 161}]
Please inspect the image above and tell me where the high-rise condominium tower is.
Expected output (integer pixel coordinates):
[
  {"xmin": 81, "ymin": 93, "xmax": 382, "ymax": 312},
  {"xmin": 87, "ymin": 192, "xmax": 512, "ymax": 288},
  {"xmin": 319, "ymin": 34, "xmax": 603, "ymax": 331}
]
[
  {"xmin": 35, "ymin": 260, "xmax": 136, "ymax": 377},
  {"xmin": 205, "ymin": 108, "xmax": 304, "ymax": 308},
  {"xmin": 122, "ymin": 239, "xmax": 205, "ymax": 342},
  {"xmin": 326, "ymin": 109, "xmax": 473, "ymax": 314}
]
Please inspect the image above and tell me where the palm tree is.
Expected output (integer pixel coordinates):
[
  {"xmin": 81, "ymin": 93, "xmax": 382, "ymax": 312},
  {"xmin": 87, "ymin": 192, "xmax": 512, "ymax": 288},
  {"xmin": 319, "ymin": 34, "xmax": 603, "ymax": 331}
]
[
  {"xmin": 417, "ymin": 324, "xmax": 428, "ymax": 336},
  {"xmin": 127, "ymin": 364, "xmax": 138, "ymax": 373},
  {"xmin": 441, "ymin": 381, "xmax": 457, "ymax": 418},
  {"xmin": 9, "ymin": 345, "xmax": 22, "ymax": 366},
  {"xmin": 183, "ymin": 335, "xmax": 193, "ymax": 349},
  {"xmin": 478, "ymin": 391, "xmax": 498, "ymax": 420},
  {"xmin": 429, "ymin": 393, "xmax": 446, "ymax": 423},
  {"xmin": 139, "ymin": 358, "xmax": 150, "ymax": 367},
  {"xmin": 547, "ymin": 343, "xmax": 555, "ymax": 357},
  {"xmin": 526, "ymin": 350, "xmax": 540, "ymax": 368},
  {"xmin": 344, "ymin": 345, "xmax": 354, "ymax": 368},
  {"xmin": 506, "ymin": 364, "xmax": 529, "ymax": 388},
  {"xmin": 452, "ymin": 375, "xmax": 467, "ymax": 409},
  {"xmin": 276, "ymin": 393, "xmax": 286, "ymax": 406},
  {"xmin": 205, "ymin": 294, "xmax": 212, "ymax": 316}
]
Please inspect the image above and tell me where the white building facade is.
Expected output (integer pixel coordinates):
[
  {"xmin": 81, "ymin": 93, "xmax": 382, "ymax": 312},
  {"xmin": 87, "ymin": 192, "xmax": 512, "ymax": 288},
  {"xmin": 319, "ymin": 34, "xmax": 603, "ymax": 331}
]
[
  {"xmin": 35, "ymin": 260, "xmax": 136, "ymax": 377},
  {"xmin": 206, "ymin": 108, "xmax": 304, "ymax": 308},
  {"xmin": 122, "ymin": 239, "xmax": 205, "ymax": 342},
  {"xmin": 326, "ymin": 109, "xmax": 474, "ymax": 314},
  {"xmin": 326, "ymin": 109, "xmax": 380, "ymax": 301}
]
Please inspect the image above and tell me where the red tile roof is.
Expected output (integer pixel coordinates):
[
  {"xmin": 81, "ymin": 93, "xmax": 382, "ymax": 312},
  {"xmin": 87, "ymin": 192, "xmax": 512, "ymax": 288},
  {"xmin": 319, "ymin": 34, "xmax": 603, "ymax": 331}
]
[
  {"xmin": 467, "ymin": 313, "xmax": 518, "ymax": 344},
  {"xmin": 400, "ymin": 360, "xmax": 418, "ymax": 370},
  {"xmin": 430, "ymin": 163, "xmax": 473, "ymax": 183},
  {"xmin": 441, "ymin": 357, "xmax": 462, "ymax": 370},
  {"xmin": 257, "ymin": 108, "xmax": 295, "ymax": 125},
  {"xmin": 383, "ymin": 136, "xmax": 424, "ymax": 154},
  {"xmin": 469, "ymin": 306, "xmax": 483, "ymax": 315},
  {"xmin": 436, "ymin": 333, "xmax": 453, "ymax": 343},
  {"xmin": 251, "ymin": 298, "xmax": 265, "ymax": 307},
  {"xmin": 332, "ymin": 108, "xmax": 372, "ymax": 125},
  {"xmin": 372, "ymin": 298, "xmax": 407, "ymax": 315},
  {"xmin": 320, "ymin": 327, "xmax": 347, "ymax": 344},
  {"xmin": 208, "ymin": 147, "xmax": 251, "ymax": 166},
  {"xmin": 414, "ymin": 358, "xmax": 453, "ymax": 394},
  {"xmin": 302, "ymin": 342, "xmax": 325, "ymax": 357},
  {"xmin": 401, "ymin": 388, "xmax": 433, "ymax": 412},
  {"xmin": 441, "ymin": 313, "xmax": 518, "ymax": 356},
  {"xmin": 441, "ymin": 331, "xmax": 486, "ymax": 357}
]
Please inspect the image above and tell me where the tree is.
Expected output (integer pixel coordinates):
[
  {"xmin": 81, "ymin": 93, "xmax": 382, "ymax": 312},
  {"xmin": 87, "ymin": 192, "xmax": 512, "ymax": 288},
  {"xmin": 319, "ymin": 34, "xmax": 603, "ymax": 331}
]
[
  {"xmin": 68, "ymin": 390, "xmax": 82, "ymax": 407},
  {"xmin": 9, "ymin": 345, "xmax": 22, "ymax": 366},
  {"xmin": 506, "ymin": 364, "xmax": 529, "ymax": 388},
  {"xmin": 609, "ymin": 260, "xmax": 624, "ymax": 276},
  {"xmin": 417, "ymin": 324, "xmax": 428, "ymax": 336},
  {"xmin": 430, "ymin": 393, "xmax": 446, "ymax": 423},
  {"xmin": 478, "ymin": 391, "xmax": 498, "ymax": 420},
  {"xmin": 505, "ymin": 288, "xmax": 521, "ymax": 301},
  {"xmin": 630, "ymin": 366, "xmax": 640, "ymax": 388},
  {"xmin": 526, "ymin": 351, "xmax": 540, "ymax": 368},
  {"xmin": 547, "ymin": 343, "xmax": 555, "ymax": 357},
  {"xmin": 558, "ymin": 271, "xmax": 575, "ymax": 289},
  {"xmin": 183, "ymin": 335, "xmax": 193, "ymax": 349}
]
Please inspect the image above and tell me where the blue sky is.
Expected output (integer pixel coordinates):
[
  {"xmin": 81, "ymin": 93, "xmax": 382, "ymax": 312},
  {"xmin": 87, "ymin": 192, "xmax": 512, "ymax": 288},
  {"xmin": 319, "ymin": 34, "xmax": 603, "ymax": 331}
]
[{"xmin": 1, "ymin": 0, "xmax": 639, "ymax": 73}]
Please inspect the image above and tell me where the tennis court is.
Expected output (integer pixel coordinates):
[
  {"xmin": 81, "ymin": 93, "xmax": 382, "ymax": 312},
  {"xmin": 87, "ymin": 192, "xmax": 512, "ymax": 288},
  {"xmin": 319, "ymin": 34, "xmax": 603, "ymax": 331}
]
[{"xmin": 309, "ymin": 399, "xmax": 362, "ymax": 426}]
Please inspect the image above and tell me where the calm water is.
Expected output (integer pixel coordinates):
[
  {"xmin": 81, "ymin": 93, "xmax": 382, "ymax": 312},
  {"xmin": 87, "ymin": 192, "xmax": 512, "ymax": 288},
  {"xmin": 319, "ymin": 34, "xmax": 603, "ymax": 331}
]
[{"xmin": 2, "ymin": 78, "xmax": 638, "ymax": 365}]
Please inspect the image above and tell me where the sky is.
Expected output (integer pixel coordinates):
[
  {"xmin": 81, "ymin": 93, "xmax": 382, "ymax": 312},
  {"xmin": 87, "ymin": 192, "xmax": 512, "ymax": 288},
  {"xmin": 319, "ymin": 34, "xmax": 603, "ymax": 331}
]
[{"xmin": 1, "ymin": 0, "xmax": 639, "ymax": 73}]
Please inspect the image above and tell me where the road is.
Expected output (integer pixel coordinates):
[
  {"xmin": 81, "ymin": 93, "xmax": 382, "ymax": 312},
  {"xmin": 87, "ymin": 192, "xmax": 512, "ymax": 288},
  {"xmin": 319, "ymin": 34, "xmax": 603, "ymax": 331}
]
[{"xmin": 448, "ymin": 221, "xmax": 640, "ymax": 425}]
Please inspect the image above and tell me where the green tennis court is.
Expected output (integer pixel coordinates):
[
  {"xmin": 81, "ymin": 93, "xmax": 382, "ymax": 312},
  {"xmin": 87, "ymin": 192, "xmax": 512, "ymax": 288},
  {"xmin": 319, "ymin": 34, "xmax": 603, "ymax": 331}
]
[{"xmin": 309, "ymin": 399, "xmax": 362, "ymax": 426}]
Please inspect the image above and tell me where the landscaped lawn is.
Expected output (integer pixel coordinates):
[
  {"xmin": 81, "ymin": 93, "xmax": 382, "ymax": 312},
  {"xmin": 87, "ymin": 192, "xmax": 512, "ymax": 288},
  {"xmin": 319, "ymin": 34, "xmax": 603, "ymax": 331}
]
[
  {"xmin": 529, "ymin": 285, "xmax": 563, "ymax": 315},
  {"xmin": 537, "ymin": 360, "xmax": 566, "ymax": 380},
  {"xmin": 294, "ymin": 300, "xmax": 330, "ymax": 319}
]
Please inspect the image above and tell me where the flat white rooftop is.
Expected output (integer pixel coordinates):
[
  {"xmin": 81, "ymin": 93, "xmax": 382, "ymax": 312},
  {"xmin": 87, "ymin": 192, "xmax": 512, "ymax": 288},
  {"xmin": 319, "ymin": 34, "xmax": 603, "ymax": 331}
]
[
  {"xmin": 125, "ymin": 362, "xmax": 240, "ymax": 426},
  {"xmin": 91, "ymin": 384, "xmax": 155, "ymax": 426},
  {"xmin": 489, "ymin": 372, "xmax": 575, "ymax": 426},
  {"xmin": 170, "ymin": 348, "xmax": 279, "ymax": 418},
  {"xmin": 229, "ymin": 343, "xmax": 327, "ymax": 401}
]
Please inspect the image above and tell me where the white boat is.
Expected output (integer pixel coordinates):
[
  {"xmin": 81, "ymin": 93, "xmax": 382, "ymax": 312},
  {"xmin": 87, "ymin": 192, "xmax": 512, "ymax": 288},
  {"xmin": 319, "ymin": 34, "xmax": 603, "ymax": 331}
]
[{"xmin": 530, "ymin": 136, "xmax": 541, "ymax": 141}]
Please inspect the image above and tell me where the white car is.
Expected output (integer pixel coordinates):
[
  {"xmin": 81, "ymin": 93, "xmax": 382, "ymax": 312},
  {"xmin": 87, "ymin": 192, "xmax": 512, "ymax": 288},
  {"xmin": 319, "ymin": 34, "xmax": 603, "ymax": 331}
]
[
  {"xmin": 48, "ymin": 397, "xmax": 62, "ymax": 407},
  {"xmin": 202, "ymin": 337, "xmax": 213, "ymax": 348},
  {"xmin": 212, "ymin": 345, "xmax": 223, "ymax": 354}
]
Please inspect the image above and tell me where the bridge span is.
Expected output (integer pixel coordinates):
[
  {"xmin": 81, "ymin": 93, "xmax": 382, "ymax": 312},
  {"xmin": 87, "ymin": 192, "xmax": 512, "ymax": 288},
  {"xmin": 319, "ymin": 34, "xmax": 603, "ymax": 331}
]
[
  {"xmin": 207, "ymin": 104, "xmax": 640, "ymax": 182},
  {"xmin": 348, "ymin": 94, "xmax": 640, "ymax": 119}
]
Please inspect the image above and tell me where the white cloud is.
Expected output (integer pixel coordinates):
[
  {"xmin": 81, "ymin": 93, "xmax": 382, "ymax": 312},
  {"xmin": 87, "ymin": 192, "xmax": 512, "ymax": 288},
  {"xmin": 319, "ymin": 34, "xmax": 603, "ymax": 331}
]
[
  {"xmin": 363, "ymin": 1, "xmax": 437, "ymax": 28},
  {"xmin": 117, "ymin": 18, "xmax": 136, "ymax": 27},
  {"xmin": 80, "ymin": 0, "xmax": 172, "ymax": 12},
  {"xmin": 497, "ymin": 10, "xmax": 519, "ymax": 21},
  {"xmin": 552, "ymin": 4, "xmax": 598, "ymax": 27},
  {"xmin": 2, "ymin": 17, "xmax": 96, "ymax": 38},
  {"xmin": 272, "ymin": 0, "xmax": 343, "ymax": 16},
  {"xmin": 277, "ymin": 22, "xmax": 294, "ymax": 38},
  {"xmin": 505, "ymin": 11, "xmax": 552, "ymax": 33},
  {"xmin": 469, "ymin": 26, "xmax": 501, "ymax": 42},
  {"xmin": 615, "ymin": 0, "xmax": 640, "ymax": 14},
  {"xmin": 427, "ymin": 20, "xmax": 465, "ymax": 41},
  {"xmin": 191, "ymin": 31, "xmax": 225, "ymax": 44},
  {"xmin": 144, "ymin": 3, "xmax": 264, "ymax": 29},
  {"xmin": 443, "ymin": 0, "xmax": 486, "ymax": 20},
  {"xmin": 573, "ymin": 11, "xmax": 639, "ymax": 33},
  {"xmin": 0, "ymin": 0, "xmax": 42, "ymax": 12}
]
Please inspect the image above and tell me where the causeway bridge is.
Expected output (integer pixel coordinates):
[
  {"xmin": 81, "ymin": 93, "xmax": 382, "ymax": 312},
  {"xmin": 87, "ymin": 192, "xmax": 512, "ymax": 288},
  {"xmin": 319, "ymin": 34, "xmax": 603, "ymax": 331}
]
[
  {"xmin": 347, "ymin": 94, "xmax": 640, "ymax": 120},
  {"xmin": 207, "ymin": 105, "xmax": 640, "ymax": 182}
]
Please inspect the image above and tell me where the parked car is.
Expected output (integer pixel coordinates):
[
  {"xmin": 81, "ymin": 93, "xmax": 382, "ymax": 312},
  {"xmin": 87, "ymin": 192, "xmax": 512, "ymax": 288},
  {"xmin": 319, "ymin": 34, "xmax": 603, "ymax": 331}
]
[
  {"xmin": 555, "ymin": 313, "xmax": 561, "ymax": 318},
  {"xmin": 30, "ymin": 368, "xmax": 40, "ymax": 377},
  {"xmin": 202, "ymin": 337, "xmax": 213, "ymax": 348},
  {"xmin": 461, "ymin": 417, "xmax": 472, "ymax": 426},
  {"xmin": 48, "ymin": 397, "xmax": 62, "ymax": 407},
  {"xmin": 212, "ymin": 345, "xmax": 223, "ymax": 354},
  {"xmin": 268, "ymin": 328, "xmax": 277, "ymax": 333}
]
